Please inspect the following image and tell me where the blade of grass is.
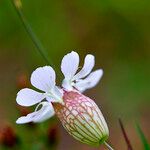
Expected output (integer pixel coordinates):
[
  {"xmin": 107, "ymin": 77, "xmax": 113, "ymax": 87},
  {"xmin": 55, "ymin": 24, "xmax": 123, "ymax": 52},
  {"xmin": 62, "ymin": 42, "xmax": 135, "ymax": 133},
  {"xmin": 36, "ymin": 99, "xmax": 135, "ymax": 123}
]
[
  {"xmin": 11, "ymin": 0, "xmax": 54, "ymax": 66},
  {"xmin": 136, "ymin": 123, "xmax": 150, "ymax": 150},
  {"xmin": 119, "ymin": 118, "xmax": 133, "ymax": 150}
]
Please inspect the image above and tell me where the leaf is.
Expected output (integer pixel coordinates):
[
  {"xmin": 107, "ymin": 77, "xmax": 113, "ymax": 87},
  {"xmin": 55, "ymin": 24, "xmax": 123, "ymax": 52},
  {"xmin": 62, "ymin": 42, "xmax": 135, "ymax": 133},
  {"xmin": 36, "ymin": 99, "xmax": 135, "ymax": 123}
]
[{"xmin": 136, "ymin": 123, "xmax": 150, "ymax": 150}]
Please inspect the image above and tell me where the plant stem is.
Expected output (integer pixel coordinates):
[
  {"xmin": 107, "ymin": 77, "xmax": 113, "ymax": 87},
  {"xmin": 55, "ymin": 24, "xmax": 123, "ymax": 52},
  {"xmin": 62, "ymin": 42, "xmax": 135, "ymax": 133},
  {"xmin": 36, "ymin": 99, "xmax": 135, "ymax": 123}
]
[
  {"xmin": 104, "ymin": 142, "xmax": 114, "ymax": 150},
  {"xmin": 11, "ymin": 0, "xmax": 53, "ymax": 66},
  {"xmin": 119, "ymin": 119, "xmax": 133, "ymax": 150}
]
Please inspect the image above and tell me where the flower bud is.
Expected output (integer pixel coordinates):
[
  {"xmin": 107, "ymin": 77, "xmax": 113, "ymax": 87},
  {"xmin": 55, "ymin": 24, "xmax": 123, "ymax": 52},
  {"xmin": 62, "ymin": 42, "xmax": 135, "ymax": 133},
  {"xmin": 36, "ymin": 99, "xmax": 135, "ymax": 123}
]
[{"xmin": 53, "ymin": 90, "xmax": 109, "ymax": 147}]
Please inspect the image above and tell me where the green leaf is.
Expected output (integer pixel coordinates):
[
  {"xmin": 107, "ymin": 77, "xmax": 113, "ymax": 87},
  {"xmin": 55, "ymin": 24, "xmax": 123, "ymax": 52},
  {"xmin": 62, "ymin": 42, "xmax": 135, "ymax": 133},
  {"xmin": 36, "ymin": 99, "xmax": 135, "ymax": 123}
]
[{"xmin": 136, "ymin": 123, "xmax": 150, "ymax": 150}]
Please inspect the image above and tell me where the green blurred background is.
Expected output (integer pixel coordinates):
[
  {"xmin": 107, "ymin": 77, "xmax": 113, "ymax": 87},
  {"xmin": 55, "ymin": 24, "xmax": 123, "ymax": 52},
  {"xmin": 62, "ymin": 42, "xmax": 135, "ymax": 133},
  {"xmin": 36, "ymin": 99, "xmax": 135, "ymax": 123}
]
[{"xmin": 0, "ymin": 0, "xmax": 150, "ymax": 149}]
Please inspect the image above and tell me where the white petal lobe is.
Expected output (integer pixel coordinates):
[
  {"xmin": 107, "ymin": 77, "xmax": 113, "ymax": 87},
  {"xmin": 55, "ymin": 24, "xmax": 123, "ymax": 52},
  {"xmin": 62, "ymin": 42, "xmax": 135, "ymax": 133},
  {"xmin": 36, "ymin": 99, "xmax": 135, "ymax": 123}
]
[
  {"xmin": 16, "ymin": 88, "xmax": 45, "ymax": 106},
  {"xmin": 33, "ymin": 102, "xmax": 55, "ymax": 122},
  {"xmin": 16, "ymin": 102, "xmax": 55, "ymax": 124},
  {"xmin": 75, "ymin": 69, "xmax": 103, "ymax": 92},
  {"xmin": 16, "ymin": 112, "xmax": 37, "ymax": 124},
  {"xmin": 73, "ymin": 54, "xmax": 95, "ymax": 80},
  {"xmin": 31, "ymin": 66, "xmax": 56, "ymax": 92},
  {"xmin": 61, "ymin": 51, "xmax": 79, "ymax": 80}
]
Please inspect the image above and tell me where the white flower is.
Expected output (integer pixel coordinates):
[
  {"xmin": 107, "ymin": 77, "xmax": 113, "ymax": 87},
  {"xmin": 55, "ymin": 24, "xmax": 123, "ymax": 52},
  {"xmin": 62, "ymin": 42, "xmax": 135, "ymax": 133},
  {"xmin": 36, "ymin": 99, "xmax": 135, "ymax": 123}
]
[
  {"xmin": 16, "ymin": 51, "xmax": 103, "ymax": 125},
  {"xmin": 61, "ymin": 51, "xmax": 103, "ymax": 92},
  {"xmin": 16, "ymin": 51, "xmax": 112, "ymax": 148},
  {"xmin": 16, "ymin": 66, "xmax": 63, "ymax": 124}
]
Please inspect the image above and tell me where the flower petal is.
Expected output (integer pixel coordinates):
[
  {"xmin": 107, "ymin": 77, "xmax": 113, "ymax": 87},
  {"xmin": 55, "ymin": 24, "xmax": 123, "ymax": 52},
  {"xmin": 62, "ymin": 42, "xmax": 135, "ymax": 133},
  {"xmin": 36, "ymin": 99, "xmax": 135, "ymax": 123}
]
[
  {"xmin": 16, "ymin": 112, "xmax": 37, "ymax": 124},
  {"xmin": 73, "ymin": 54, "xmax": 95, "ymax": 80},
  {"xmin": 74, "ymin": 69, "xmax": 103, "ymax": 92},
  {"xmin": 16, "ymin": 88, "xmax": 45, "ymax": 106},
  {"xmin": 62, "ymin": 78, "xmax": 73, "ymax": 91},
  {"xmin": 61, "ymin": 51, "xmax": 79, "ymax": 80},
  {"xmin": 33, "ymin": 102, "xmax": 55, "ymax": 122},
  {"xmin": 31, "ymin": 66, "xmax": 56, "ymax": 92},
  {"xmin": 46, "ymin": 86, "xmax": 64, "ymax": 104},
  {"xmin": 16, "ymin": 102, "xmax": 55, "ymax": 124}
]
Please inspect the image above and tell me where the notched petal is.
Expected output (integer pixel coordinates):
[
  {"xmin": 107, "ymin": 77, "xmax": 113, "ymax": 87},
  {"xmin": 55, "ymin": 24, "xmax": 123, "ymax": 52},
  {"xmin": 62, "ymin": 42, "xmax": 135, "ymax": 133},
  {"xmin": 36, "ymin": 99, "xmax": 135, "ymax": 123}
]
[
  {"xmin": 75, "ymin": 69, "xmax": 103, "ymax": 92},
  {"xmin": 73, "ymin": 54, "xmax": 95, "ymax": 80},
  {"xmin": 30, "ymin": 66, "xmax": 56, "ymax": 92},
  {"xmin": 16, "ymin": 102, "xmax": 55, "ymax": 124},
  {"xmin": 61, "ymin": 51, "xmax": 79, "ymax": 80},
  {"xmin": 16, "ymin": 88, "xmax": 45, "ymax": 106},
  {"xmin": 16, "ymin": 112, "xmax": 36, "ymax": 124},
  {"xmin": 33, "ymin": 102, "xmax": 55, "ymax": 123}
]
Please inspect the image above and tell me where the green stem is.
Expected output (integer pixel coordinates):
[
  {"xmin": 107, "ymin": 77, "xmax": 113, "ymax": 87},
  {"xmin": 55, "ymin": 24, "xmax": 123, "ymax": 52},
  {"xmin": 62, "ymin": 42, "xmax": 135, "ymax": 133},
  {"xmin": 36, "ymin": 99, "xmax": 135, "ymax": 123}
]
[
  {"xmin": 104, "ymin": 142, "xmax": 114, "ymax": 150},
  {"xmin": 11, "ymin": 0, "xmax": 53, "ymax": 66}
]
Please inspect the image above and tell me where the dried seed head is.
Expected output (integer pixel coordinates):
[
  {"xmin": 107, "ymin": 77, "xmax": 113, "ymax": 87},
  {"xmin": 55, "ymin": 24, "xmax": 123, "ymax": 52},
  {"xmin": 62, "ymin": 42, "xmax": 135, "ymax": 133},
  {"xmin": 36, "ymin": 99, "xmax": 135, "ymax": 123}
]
[{"xmin": 53, "ymin": 90, "xmax": 109, "ymax": 147}]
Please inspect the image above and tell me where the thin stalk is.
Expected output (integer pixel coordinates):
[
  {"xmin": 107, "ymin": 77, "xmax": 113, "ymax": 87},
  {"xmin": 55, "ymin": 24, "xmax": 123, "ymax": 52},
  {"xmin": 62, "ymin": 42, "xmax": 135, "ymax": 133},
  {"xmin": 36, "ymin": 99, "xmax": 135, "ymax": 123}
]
[
  {"xmin": 104, "ymin": 142, "xmax": 114, "ymax": 150},
  {"xmin": 11, "ymin": 0, "xmax": 53, "ymax": 66},
  {"xmin": 119, "ymin": 119, "xmax": 133, "ymax": 150}
]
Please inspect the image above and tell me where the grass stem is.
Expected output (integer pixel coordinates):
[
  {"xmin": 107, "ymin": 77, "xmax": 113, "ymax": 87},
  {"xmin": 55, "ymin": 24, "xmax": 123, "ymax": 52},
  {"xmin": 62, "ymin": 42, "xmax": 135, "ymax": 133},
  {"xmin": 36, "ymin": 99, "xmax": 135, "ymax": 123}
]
[{"xmin": 11, "ymin": 0, "xmax": 53, "ymax": 66}]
